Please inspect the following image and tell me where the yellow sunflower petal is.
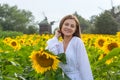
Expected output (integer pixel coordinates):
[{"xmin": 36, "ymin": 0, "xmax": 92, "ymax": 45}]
[{"xmin": 29, "ymin": 50, "xmax": 60, "ymax": 74}]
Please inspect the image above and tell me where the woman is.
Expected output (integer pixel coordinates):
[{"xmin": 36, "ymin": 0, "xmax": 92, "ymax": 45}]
[{"xmin": 46, "ymin": 15, "xmax": 94, "ymax": 80}]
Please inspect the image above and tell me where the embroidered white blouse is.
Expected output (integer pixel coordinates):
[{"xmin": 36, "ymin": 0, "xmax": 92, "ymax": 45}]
[{"xmin": 46, "ymin": 36, "xmax": 94, "ymax": 80}]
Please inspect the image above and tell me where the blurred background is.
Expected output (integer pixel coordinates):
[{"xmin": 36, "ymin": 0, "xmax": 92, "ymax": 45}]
[{"xmin": 0, "ymin": 0, "xmax": 120, "ymax": 34}]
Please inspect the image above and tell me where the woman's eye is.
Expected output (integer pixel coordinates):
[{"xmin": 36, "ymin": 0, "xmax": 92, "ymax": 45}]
[
  {"xmin": 71, "ymin": 24, "xmax": 75, "ymax": 28},
  {"xmin": 64, "ymin": 23, "xmax": 69, "ymax": 26}
]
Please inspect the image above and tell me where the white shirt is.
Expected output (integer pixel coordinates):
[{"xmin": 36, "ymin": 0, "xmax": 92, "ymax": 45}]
[{"xmin": 46, "ymin": 36, "xmax": 94, "ymax": 80}]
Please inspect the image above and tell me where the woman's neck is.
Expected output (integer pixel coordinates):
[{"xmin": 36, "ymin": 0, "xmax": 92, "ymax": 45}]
[
  {"xmin": 63, "ymin": 36, "xmax": 73, "ymax": 52},
  {"xmin": 63, "ymin": 36, "xmax": 72, "ymax": 43}
]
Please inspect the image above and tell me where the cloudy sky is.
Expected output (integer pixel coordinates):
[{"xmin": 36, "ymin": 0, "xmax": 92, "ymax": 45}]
[{"xmin": 1, "ymin": 0, "xmax": 120, "ymax": 31}]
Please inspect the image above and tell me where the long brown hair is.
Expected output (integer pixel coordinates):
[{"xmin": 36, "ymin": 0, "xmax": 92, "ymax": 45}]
[{"xmin": 59, "ymin": 14, "xmax": 81, "ymax": 38}]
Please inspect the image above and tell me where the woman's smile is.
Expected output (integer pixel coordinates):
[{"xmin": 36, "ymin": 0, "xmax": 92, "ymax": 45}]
[{"xmin": 61, "ymin": 19, "xmax": 76, "ymax": 37}]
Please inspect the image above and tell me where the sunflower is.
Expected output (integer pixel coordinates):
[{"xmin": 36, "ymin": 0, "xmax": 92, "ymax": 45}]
[
  {"xmin": 3, "ymin": 37, "xmax": 12, "ymax": 44},
  {"xmin": 94, "ymin": 36, "xmax": 107, "ymax": 49},
  {"xmin": 116, "ymin": 32, "xmax": 120, "ymax": 38},
  {"xmin": 98, "ymin": 53, "xmax": 113, "ymax": 65},
  {"xmin": 26, "ymin": 39, "xmax": 33, "ymax": 46},
  {"xmin": 9, "ymin": 39, "xmax": 21, "ymax": 50},
  {"xmin": 105, "ymin": 58, "xmax": 113, "ymax": 65},
  {"xmin": 19, "ymin": 39, "xmax": 25, "ymax": 45},
  {"xmin": 103, "ymin": 41, "xmax": 119, "ymax": 53},
  {"xmin": 29, "ymin": 50, "xmax": 60, "ymax": 74},
  {"xmin": 98, "ymin": 53, "xmax": 107, "ymax": 60},
  {"xmin": 116, "ymin": 32, "xmax": 120, "ymax": 41}
]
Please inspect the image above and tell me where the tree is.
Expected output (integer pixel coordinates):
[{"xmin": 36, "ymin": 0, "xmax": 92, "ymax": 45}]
[
  {"xmin": 0, "ymin": 4, "xmax": 37, "ymax": 34},
  {"xmin": 89, "ymin": 15, "xmax": 99, "ymax": 33},
  {"xmin": 94, "ymin": 11, "xmax": 118, "ymax": 34},
  {"xmin": 73, "ymin": 12, "xmax": 92, "ymax": 33},
  {"xmin": 110, "ymin": 6, "xmax": 120, "ymax": 31},
  {"xmin": 0, "ymin": 24, "xmax": 2, "ymax": 31},
  {"xmin": 25, "ymin": 25, "xmax": 39, "ymax": 34}
]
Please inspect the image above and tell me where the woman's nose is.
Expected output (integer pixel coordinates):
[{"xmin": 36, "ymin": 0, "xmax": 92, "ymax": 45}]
[{"xmin": 67, "ymin": 25, "xmax": 71, "ymax": 29}]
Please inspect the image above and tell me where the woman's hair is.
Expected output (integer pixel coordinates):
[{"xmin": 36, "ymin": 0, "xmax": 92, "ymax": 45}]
[{"xmin": 59, "ymin": 14, "xmax": 81, "ymax": 38}]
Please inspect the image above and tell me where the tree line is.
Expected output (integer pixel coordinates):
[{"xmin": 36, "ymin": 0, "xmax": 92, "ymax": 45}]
[
  {"xmin": 0, "ymin": 4, "xmax": 120, "ymax": 34},
  {"xmin": 0, "ymin": 4, "xmax": 38, "ymax": 34},
  {"xmin": 74, "ymin": 6, "xmax": 120, "ymax": 34}
]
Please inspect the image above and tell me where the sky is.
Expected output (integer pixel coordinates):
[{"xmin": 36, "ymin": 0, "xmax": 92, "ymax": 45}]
[{"xmin": 0, "ymin": 0, "xmax": 120, "ymax": 32}]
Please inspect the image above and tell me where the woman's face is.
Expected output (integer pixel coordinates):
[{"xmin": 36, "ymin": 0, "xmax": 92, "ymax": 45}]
[{"xmin": 61, "ymin": 19, "xmax": 76, "ymax": 37}]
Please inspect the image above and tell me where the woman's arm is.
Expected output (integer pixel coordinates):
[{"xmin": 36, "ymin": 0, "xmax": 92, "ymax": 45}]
[
  {"xmin": 46, "ymin": 36, "xmax": 60, "ymax": 55},
  {"xmin": 46, "ymin": 29, "xmax": 61, "ymax": 55}
]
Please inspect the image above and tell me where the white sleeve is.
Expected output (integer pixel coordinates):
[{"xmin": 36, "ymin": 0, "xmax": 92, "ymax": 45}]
[
  {"xmin": 46, "ymin": 37, "xmax": 60, "ymax": 55},
  {"xmin": 76, "ymin": 38, "xmax": 94, "ymax": 80}
]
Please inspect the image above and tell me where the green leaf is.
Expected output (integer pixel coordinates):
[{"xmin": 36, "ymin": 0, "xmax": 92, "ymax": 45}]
[
  {"xmin": 3, "ymin": 76, "xmax": 16, "ymax": 80},
  {"xmin": 55, "ymin": 68, "xmax": 71, "ymax": 80},
  {"xmin": 97, "ymin": 48, "xmax": 120, "ymax": 65},
  {"xmin": 57, "ymin": 53, "xmax": 67, "ymax": 64},
  {"xmin": 44, "ymin": 49, "xmax": 55, "ymax": 55},
  {"xmin": 63, "ymin": 73, "xmax": 71, "ymax": 80},
  {"xmin": 43, "ymin": 70, "xmax": 55, "ymax": 80}
]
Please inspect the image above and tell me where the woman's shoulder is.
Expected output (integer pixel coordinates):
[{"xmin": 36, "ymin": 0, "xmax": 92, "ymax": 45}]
[
  {"xmin": 47, "ymin": 36, "xmax": 61, "ymax": 46},
  {"xmin": 72, "ymin": 36, "xmax": 85, "ymax": 46},
  {"xmin": 73, "ymin": 36, "xmax": 83, "ymax": 42},
  {"xmin": 72, "ymin": 36, "xmax": 85, "ymax": 48}
]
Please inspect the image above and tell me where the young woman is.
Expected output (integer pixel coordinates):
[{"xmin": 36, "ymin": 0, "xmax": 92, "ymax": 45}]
[{"xmin": 46, "ymin": 15, "xmax": 94, "ymax": 80}]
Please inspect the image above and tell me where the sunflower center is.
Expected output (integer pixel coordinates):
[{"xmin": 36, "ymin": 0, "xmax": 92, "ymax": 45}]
[
  {"xmin": 36, "ymin": 54, "xmax": 54, "ymax": 67},
  {"xmin": 98, "ymin": 39, "xmax": 104, "ymax": 47},
  {"xmin": 108, "ymin": 43, "xmax": 118, "ymax": 51},
  {"xmin": 20, "ymin": 40, "xmax": 23, "ymax": 43},
  {"xmin": 12, "ymin": 42, "xmax": 17, "ymax": 46}
]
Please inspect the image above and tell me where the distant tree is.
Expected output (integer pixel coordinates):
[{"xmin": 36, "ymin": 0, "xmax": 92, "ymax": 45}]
[
  {"xmin": 0, "ymin": 4, "xmax": 37, "ymax": 34},
  {"xmin": 0, "ymin": 24, "xmax": 2, "ymax": 30},
  {"xmin": 25, "ymin": 25, "xmax": 39, "ymax": 34},
  {"xmin": 89, "ymin": 15, "xmax": 99, "ymax": 33},
  {"xmin": 90, "ymin": 15, "xmax": 98, "ymax": 24},
  {"xmin": 110, "ymin": 6, "xmax": 120, "ymax": 31},
  {"xmin": 94, "ymin": 11, "xmax": 118, "ymax": 34},
  {"xmin": 110, "ymin": 5, "xmax": 120, "ymax": 20},
  {"xmin": 73, "ymin": 12, "xmax": 92, "ymax": 33},
  {"xmin": 89, "ymin": 5, "xmax": 120, "ymax": 33}
]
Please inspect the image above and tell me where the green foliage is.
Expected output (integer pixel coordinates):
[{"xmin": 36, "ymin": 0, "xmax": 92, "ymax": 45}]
[
  {"xmin": 25, "ymin": 25, "xmax": 39, "ymax": 34},
  {"xmin": 0, "ymin": 4, "xmax": 38, "ymax": 34},
  {"xmin": 57, "ymin": 53, "xmax": 67, "ymax": 64},
  {"xmin": 0, "ymin": 31, "xmax": 23, "ymax": 38},
  {"xmin": 87, "ymin": 45, "xmax": 120, "ymax": 80},
  {"xmin": 97, "ymin": 48, "xmax": 120, "ymax": 65},
  {"xmin": 43, "ymin": 68, "xmax": 71, "ymax": 80},
  {"xmin": 73, "ymin": 12, "xmax": 92, "ymax": 33},
  {"xmin": 0, "ymin": 33, "xmax": 120, "ymax": 80},
  {"xmin": 94, "ymin": 11, "xmax": 119, "ymax": 34},
  {"xmin": 0, "ymin": 40, "xmax": 42, "ymax": 80},
  {"xmin": 0, "ymin": 35, "xmax": 70, "ymax": 80}
]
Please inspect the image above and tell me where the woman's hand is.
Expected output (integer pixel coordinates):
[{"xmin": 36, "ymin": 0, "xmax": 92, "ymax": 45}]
[{"xmin": 55, "ymin": 30, "xmax": 61, "ymax": 38}]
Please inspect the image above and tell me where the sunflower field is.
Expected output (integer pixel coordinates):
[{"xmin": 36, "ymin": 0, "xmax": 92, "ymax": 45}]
[{"xmin": 0, "ymin": 32, "xmax": 120, "ymax": 80}]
